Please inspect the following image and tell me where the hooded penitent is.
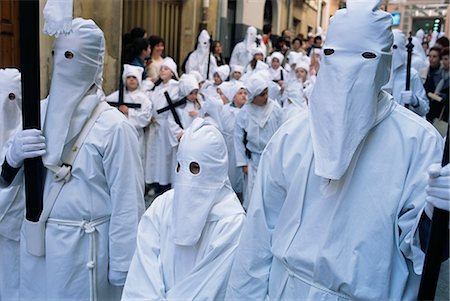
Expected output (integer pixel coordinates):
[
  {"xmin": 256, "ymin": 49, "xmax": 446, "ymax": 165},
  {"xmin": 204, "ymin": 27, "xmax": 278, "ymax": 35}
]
[
  {"xmin": 122, "ymin": 64, "xmax": 144, "ymax": 88},
  {"xmin": 171, "ymin": 118, "xmax": 230, "ymax": 246},
  {"xmin": 383, "ymin": 29, "xmax": 406, "ymax": 93},
  {"xmin": 309, "ymin": 0, "xmax": 393, "ymax": 180},
  {"xmin": 0, "ymin": 68, "xmax": 22, "ymax": 151},
  {"xmin": 43, "ymin": 18, "xmax": 105, "ymax": 167}
]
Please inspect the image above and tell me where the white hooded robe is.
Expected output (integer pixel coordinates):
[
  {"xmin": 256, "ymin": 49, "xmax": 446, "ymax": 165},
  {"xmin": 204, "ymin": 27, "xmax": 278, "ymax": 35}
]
[{"xmin": 226, "ymin": 96, "xmax": 443, "ymax": 300}]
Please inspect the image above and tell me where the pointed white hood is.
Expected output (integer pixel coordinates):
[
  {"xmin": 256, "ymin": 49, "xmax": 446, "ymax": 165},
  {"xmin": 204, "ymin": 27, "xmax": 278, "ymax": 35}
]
[
  {"xmin": 43, "ymin": 18, "xmax": 105, "ymax": 167},
  {"xmin": 309, "ymin": 0, "xmax": 393, "ymax": 180},
  {"xmin": 383, "ymin": 30, "xmax": 406, "ymax": 93},
  {"xmin": 245, "ymin": 26, "xmax": 257, "ymax": 48},
  {"xmin": 197, "ymin": 30, "xmax": 211, "ymax": 55},
  {"xmin": 172, "ymin": 118, "xmax": 230, "ymax": 246},
  {"xmin": 0, "ymin": 68, "xmax": 22, "ymax": 150}
]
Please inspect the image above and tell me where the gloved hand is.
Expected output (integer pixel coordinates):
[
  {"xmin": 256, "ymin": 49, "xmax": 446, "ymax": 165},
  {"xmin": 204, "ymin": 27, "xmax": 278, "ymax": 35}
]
[
  {"xmin": 425, "ymin": 163, "xmax": 450, "ymax": 218},
  {"xmin": 6, "ymin": 129, "xmax": 46, "ymax": 168},
  {"xmin": 400, "ymin": 91, "xmax": 417, "ymax": 107},
  {"xmin": 108, "ymin": 269, "xmax": 127, "ymax": 287}
]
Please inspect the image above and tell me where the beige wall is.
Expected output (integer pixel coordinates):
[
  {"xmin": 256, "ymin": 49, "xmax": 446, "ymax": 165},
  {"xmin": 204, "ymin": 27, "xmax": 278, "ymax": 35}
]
[
  {"xmin": 236, "ymin": 0, "xmax": 265, "ymax": 29},
  {"xmin": 180, "ymin": 0, "xmax": 202, "ymax": 70}
]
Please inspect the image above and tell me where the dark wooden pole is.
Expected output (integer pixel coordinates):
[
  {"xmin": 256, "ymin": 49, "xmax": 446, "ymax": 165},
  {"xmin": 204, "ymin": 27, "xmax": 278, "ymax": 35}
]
[
  {"xmin": 418, "ymin": 124, "xmax": 449, "ymax": 300},
  {"xmin": 19, "ymin": 0, "xmax": 44, "ymax": 222},
  {"xmin": 405, "ymin": 32, "xmax": 414, "ymax": 109}
]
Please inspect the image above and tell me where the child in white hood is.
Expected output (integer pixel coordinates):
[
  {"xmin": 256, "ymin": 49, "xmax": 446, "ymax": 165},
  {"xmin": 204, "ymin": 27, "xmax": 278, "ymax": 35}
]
[
  {"xmin": 220, "ymin": 81, "xmax": 248, "ymax": 200},
  {"xmin": 106, "ymin": 64, "xmax": 152, "ymax": 159},
  {"xmin": 234, "ymin": 72, "xmax": 284, "ymax": 209},
  {"xmin": 122, "ymin": 118, "xmax": 245, "ymax": 301},
  {"xmin": 168, "ymin": 73, "xmax": 203, "ymax": 142},
  {"xmin": 201, "ymin": 65, "xmax": 230, "ymax": 100},
  {"xmin": 144, "ymin": 57, "xmax": 179, "ymax": 190}
]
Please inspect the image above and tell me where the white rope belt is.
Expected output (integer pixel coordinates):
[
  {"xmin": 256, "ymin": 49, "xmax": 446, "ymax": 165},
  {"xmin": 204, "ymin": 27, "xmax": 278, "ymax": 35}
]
[
  {"xmin": 47, "ymin": 216, "xmax": 110, "ymax": 301},
  {"xmin": 279, "ymin": 259, "xmax": 351, "ymax": 300}
]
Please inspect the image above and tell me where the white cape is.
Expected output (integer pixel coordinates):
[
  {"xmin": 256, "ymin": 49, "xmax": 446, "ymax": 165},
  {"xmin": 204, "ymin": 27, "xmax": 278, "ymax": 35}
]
[{"xmin": 122, "ymin": 188, "xmax": 245, "ymax": 300}]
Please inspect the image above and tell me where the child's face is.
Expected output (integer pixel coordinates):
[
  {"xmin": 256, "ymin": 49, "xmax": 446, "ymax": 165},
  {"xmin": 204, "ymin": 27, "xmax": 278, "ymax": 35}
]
[
  {"xmin": 186, "ymin": 89, "xmax": 199, "ymax": 102},
  {"xmin": 213, "ymin": 73, "xmax": 222, "ymax": 85},
  {"xmin": 232, "ymin": 71, "xmax": 241, "ymax": 80},
  {"xmin": 271, "ymin": 58, "xmax": 280, "ymax": 69},
  {"xmin": 126, "ymin": 76, "xmax": 139, "ymax": 91},
  {"xmin": 233, "ymin": 88, "xmax": 248, "ymax": 108},
  {"xmin": 295, "ymin": 68, "xmax": 307, "ymax": 82},
  {"xmin": 252, "ymin": 88, "xmax": 268, "ymax": 106},
  {"xmin": 160, "ymin": 66, "xmax": 173, "ymax": 82}
]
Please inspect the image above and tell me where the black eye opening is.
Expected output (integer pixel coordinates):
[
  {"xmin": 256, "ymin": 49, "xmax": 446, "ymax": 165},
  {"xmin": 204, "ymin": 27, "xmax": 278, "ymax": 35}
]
[
  {"xmin": 324, "ymin": 49, "xmax": 334, "ymax": 56},
  {"xmin": 176, "ymin": 162, "xmax": 180, "ymax": 173},
  {"xmin": 362, "ymin": 52, "xmax": 377, "ymax": 59},
  {"xmin": 189, "ymin": 162, "xmax": 200, "ymax": 175},
  {"xmin": 392, "ymin": 45, "xmax": 398, "ymax": 49},
  {"xmin": 51, "ymin": 50, "xmax": 55, "ymax": 56},
  {"xmin": 65, "ymin": 51, "xmax": 74, "ymax": 59},
  {"xmin": 8, "ymin": 93, "xmax": 15, "ymax": 100}
]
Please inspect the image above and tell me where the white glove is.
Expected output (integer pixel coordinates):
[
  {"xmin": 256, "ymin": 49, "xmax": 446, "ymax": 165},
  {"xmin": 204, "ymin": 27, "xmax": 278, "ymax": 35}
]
[
  {"xmin": 6, "ymin": 129, "xmax": 46, "ymax": 168},
  {"xmin": 425, "ymin": 163, "xmax": 450, "ymax": 218},
  {"xmin": 400, "ymin": 90, "xmax": 417, "ymax": 106},
  {"xmin": 108, "ymin": 270, "xmax": 127, "ymax": 287}
]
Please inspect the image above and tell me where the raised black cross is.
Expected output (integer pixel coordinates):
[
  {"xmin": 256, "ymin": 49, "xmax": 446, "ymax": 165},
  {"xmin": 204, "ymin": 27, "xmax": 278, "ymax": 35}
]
[
  {"xmin": 156, "ymin": 92, "xmax": 186, "ymax": 129},
  {"xmin": 107, "ymin": 65, "xmax": 142, "ymax": 109}
]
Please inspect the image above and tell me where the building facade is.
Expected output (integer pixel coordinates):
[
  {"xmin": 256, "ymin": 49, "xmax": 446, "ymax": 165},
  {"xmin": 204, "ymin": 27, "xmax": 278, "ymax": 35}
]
[{"xmin": 3, "ymin": 0, "xmax": 448, "ymax": 97}]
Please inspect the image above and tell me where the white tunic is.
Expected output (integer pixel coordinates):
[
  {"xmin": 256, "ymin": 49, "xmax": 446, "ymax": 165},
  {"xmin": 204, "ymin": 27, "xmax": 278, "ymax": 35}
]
[
  {"xmin": 18, "ymin": 102, "xmax": 145, "ymax": 301},
  {"xmin": 229, "ymin": 42, "xmax": 252, "ymax": 68},
  {"xmin": 122, "ymin": 189, "xmax": 245, "ymax": 301},
  {"xmin": 144, "ymin": 80, "xmax": 179, "ymax": 185},
  {"xmin": 226, "ymin": 100, "xmax": 444, "ymax": 300},
  {"xmin": 234, "ymin": 99, "xmax": 284, "ymax": 209},
  {"xmin": 221, "ymin": 103, "xmax": 244, "ymax": 193},
  {"xmin": 0, "ymin": 168, "xmax": 23, "ymax": 301},
  {"xmin": 185, "ymin": 51, "xmax": 218, "ymax": 81}
]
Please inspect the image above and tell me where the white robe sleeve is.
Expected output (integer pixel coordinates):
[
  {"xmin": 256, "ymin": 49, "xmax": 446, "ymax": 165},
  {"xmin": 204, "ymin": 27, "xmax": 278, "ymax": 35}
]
[
  {"xmin": 234, "ymin": 110, "xmax": 248, "ymax": 167},
  {"xmin": 121, "ymin": 195, "xmax": 167, "ymax": 301},
  {"xmin": 185, "ymin": 54, "xmax": 196, "ymax": 77},
  {"xmin": 127, "ymin": 94, "xmax": 153, "ymax": 130},
  {"xmin": 226, "ymin": 137, "xmax": 288, "ymax": 300},
  {"xmin": 166, "ymin": 213, "xmax": 245, "ymax": 300},
  {"xmin": 397, "ymin": 126, "xmax": 444, "ymax": 274},
  {"xmin": 103, "ymin": 120, "xmax": 145, "ymax": 273},
  {"xmin": 409, "ymin": 70, "xmax": 429, "ymax": 117}
]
